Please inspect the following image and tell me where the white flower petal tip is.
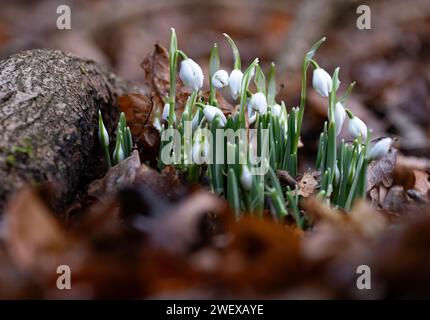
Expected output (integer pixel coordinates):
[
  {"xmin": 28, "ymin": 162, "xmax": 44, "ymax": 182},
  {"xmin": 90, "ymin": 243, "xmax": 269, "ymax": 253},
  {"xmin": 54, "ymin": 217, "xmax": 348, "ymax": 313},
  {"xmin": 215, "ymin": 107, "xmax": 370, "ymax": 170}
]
[
  {"xmin": 367, "ymin": 137, "xmax": 392, "ymax": 160},
  {"xmin": 203, "ymin": 105, "xmax": 227, "ymax": 127},
  {"xmin": 240, "ymin": 166, "xmax": 253, "ymax": 190},
  {"xmin": 312, "ymin": 68, "xmax": 332, "ymax": 97},
  {"xmin": 229, "ymin": 69, "xmax": 243, "ymax": 100},
  {"xmin": 179, "ymin": 58, "xmax": 204, "ymax": 92},
  {"xmin": 348, "ymin": 115, "xmax": 368, "ymax": 140},
  {"xmin": 333, "ymin": 102, "xmax": 346, "ymax": 136},
  {"xmin": 250, "ymin": 92, "xmax": 267, "ymax": 115},
  {"xmin": 212, "ymin": 70, "xmax": 229, "ymax": 89},
  {"xmin": 271, "ymin": 104, "xmax": 282, "ymax": 117}
]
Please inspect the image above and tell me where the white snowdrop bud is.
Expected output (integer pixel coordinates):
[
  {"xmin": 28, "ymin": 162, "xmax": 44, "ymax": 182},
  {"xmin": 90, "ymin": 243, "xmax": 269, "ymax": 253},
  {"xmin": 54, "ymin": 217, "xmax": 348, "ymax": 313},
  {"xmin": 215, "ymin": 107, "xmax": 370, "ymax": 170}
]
[
  {"xmin": 240, "ymin": 165, "xmax": 253, "ymax": 191},
  {"xmin": 113, "ymin": 134, "xmax": 125, "ymax": 164},
  {"xmin": 348, "ymin": 115, "xmax": 367, "ymax": 140},
  {"xmin": 312, "ymin": 68, "xmax": 332, "ymax": 97},
  {"xmin": 334, "ymin": 163, "xmax": 340, "ymax": 185},
  {"xmin": 98, "ymin": 111, "xmax": 109, "ymax": 147},
  {"xmin": 271, "ymin": 104, "xmax": 282, "ymax": 117},
  {"xmin": 203, "ymin": 105, "xmax": 227, "ymax": 127},
  {"xmin": 250, "ymin": 92, "xmax": 267, "ymax": 115},
  {"xmin": 191, "ymin": 110, "xmax": 200, "ymax": 131},
  {"xmin": 211, "ymin": 69, "xmax": 229, "ymax": 89},
  {"xmin": 332, "ymin": 102, "xmax": 346, "ymax": 136},
  {"xmin": 179, "ymin": 58, "xmax": 204, "ymax": 92},
  {"xmin": 192, "ymin": 139, "xmax": 211, "ymax": 164},
  {"xmin": 229, "ymin": 69, "xmax": 243, "ymax": 100},
  {"xmin": 367, "ymin": 137, "xmax": 392, "ymax": 160}
]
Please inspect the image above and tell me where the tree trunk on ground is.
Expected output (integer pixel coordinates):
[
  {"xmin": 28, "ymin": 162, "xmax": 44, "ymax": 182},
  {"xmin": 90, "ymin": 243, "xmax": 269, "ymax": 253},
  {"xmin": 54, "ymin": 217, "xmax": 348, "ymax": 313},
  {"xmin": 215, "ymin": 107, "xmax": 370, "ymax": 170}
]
[{"xmin": 0, "ymin": 49, "xmax": 140, "ymax": 212}]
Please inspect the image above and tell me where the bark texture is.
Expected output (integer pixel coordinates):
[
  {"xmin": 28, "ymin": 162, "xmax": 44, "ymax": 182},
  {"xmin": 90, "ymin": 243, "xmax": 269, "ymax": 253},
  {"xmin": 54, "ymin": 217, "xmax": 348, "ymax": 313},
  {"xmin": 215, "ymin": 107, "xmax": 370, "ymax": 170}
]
[{"xmin": 0, "ymin": 49, "xmax": 138, "ymax": 211}]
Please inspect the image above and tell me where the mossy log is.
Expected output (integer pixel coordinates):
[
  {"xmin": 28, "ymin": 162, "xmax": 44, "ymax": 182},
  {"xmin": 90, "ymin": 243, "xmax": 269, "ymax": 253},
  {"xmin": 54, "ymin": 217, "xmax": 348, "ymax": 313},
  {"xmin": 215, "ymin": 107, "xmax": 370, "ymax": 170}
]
[{"xmin": 0, "ymin": 49, "xmax": 139, "ymax": 211}]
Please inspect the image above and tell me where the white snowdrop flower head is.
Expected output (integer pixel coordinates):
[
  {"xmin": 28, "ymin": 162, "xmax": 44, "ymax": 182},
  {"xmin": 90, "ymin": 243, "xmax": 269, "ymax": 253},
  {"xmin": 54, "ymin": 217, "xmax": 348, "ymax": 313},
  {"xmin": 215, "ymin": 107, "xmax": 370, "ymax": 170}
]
[
  {"xmin": 179, "ymin": 58, "xmax": 204, "ymax": 92},
  {"xmin": 348, "ymin": 115, "xmax": 367, "ymax": 140},
  {"xmin": 271, "ymin": 104, "xmax": 282, "ymax": 117},
  {"xmin": 229, "ymin": 69, "xmax": 243, "ymax": 100},
  {"xmin": 203, "ymin": 105, "xmax": 227, "ymax": 127},
  {"xmin": 212, "ymin": 69, "xmax": 229, "ymax": 89},
  {"xmin": 312, "ymin": 68, "xmax": 332, "ymax": 97},
  {"xmin": 240, "ymin": 165, "xmax": 253, "ymax": 191},
  {"xmin": 368, "ymin": 137, "xmax": 392, "ymax": 160},
  {"xmin": 333, "ymin": 102, "xmax": 346, "ymax": 136},
  {"xmin": 250, "ymin": 92, "xmax": 267, "ymax": 115}
]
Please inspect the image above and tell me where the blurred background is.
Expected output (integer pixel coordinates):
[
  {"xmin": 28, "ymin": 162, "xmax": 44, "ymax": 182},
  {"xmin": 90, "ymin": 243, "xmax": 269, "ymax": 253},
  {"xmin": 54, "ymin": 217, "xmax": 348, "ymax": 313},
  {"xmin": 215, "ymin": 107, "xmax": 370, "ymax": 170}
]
[
  {"xmin": 1, "ymin": 0, "xmax": 429, "ymax": 162},
  {"xmin": 1, "ymin": 0, "xmax": 430, "ymax": 300}
]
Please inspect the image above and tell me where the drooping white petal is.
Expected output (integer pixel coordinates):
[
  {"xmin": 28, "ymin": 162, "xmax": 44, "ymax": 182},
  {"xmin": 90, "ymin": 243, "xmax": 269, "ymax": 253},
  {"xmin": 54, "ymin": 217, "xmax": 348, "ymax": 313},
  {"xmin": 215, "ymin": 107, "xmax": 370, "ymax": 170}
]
[
  {"xmin": 203, "ymin": 105, "xmax": 227, "ymax": 127},
  {"xmin": 212, "ymin": 69, "xmax": 229, "ymax": 89},
  {"xmin": 229, "ymin": 69, "xmax": 243, "ymax": 100},
  {"xmin": 312, "ymin": 68, "xmax": 332, "ymax": 97},
  {"xmin": 240, "ymin": 165, "xmax": 253, "ymax": 190},
  {"xmin": 367, "ymin": 137, "xmax": 392, "ymax": 160},
  {"xmin": 348, "ymin": 115, "xmax": 367, "ymax": 140},
  {"xmin": 271, "ymin": 104, "xmax": 282, "ymax": 117},
  {"xmin": 179, "ymin": 58, "xmax": 204, "ymax": 92},
  {"xmin": 333, "ymin": 102, "xmax": 346, "ymax": 136},
  {"xmin": 250, "ymin": 92, "xmax": 267, "ymax": 115}
]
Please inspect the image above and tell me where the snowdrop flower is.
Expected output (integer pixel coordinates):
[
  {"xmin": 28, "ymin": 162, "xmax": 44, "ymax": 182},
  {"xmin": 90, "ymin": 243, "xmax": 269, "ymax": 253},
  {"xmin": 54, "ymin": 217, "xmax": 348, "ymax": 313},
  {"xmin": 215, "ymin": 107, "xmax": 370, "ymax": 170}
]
[
  {"xmin": 240, "ymin": 165, "xmax": 253, "ymax": 190},
  {"xmin": 162, "ymin": 103, "xmax": 176, "ymax": 122},
  {"xmin": 229, "ymin": 69, "xmax": 243, "ymax": 100},
  {"xmin": 271, "ymin": 104, "xmax": 282, "ymax": 117},
  {"xmin": 113, "ymin": 134, "xmax": 125, "ymax": 164},
  {"xmin": 367, "ymin": 137, "xmax": 392, "ymax": 160},
  {"xmin": 179, "ymin": 58, "xmax": 204, "ymax": 92},
  {"xmin": 203, "ymin": 105, "xmax": 227, "ymax": 127},
  {"xmin": 348, "ymin": 114, "xmax": 367, "ymax": 140},
  {"xmin": 332, "ymin": 102, "xmax": 346, "ymax": 136},
  {"xmin": 192, "ymin": 139, "xmax": 211, "ymax": 164},
  {"xmin": 312, "ymin": 68, "xmax": 332, "ymax": 97},
  {"xmin": 212, "ymin": 70, "xmax": 229, "ymax": 89},
  {"xmin": 250, "ymin": 92, "xmax": 267, "ymax": 115}
]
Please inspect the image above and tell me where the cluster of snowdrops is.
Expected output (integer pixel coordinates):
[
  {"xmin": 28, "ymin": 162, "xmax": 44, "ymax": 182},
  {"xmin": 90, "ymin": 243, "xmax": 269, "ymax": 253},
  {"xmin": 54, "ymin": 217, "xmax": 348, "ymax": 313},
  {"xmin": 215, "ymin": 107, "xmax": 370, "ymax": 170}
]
[{"xmin": 99, "ymin": 29, "xmax": 392, "ymax": 228}]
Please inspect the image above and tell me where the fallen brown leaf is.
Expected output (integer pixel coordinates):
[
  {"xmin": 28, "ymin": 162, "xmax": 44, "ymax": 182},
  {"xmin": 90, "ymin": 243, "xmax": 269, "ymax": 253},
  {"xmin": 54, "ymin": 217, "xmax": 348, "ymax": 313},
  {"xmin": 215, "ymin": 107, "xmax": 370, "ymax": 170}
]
[
  {"xmin": 367, "ymin": 148, "xmax": 397, "ymax": 192},
  {"xmin": 296, "ymin": 171, "xmax": 320, "ymax": 198},
  {"xmin": 4, "ymin": 188, "xmax": 72, "ymax": 274},
  {"xmin": 87, "ymin": 150, "xmax": 141, "ymax": 199},
  {"xmin": 118, "ymin": 93, "xmax": 153, "ymax": 136}
]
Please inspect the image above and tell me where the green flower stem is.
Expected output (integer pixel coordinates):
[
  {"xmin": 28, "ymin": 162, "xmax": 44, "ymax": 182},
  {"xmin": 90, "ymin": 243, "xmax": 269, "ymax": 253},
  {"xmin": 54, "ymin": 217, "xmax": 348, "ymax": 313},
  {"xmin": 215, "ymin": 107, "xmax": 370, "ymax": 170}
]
[
  {"xmin": 168, "ymin": 28, "xmax": 178, "ymax": 129},
  {"xmin": 227, "ymin": 168, "xmax": 241, "ymax": 219}
]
